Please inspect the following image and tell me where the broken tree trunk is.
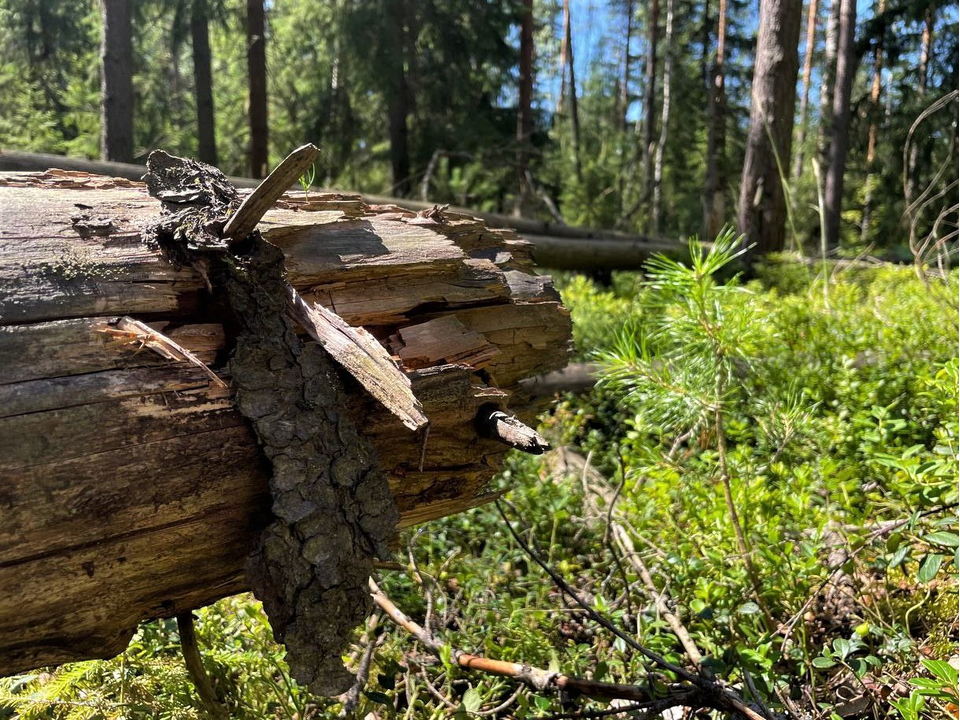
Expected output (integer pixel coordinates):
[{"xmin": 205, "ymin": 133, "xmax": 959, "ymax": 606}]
[{"xmin": 0, "ymin": 166, "xmax": 571, "ymax": 676}]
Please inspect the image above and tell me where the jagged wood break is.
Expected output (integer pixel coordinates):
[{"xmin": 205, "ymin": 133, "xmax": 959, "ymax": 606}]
[{"xmin": 143, "ymin": 150, "xmax": 398, "ymax": 695}]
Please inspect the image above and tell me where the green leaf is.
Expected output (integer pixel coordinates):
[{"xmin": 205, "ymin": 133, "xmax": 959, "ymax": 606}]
[
  {"xmin": 888, "ymin": 545, "xmax": 910, "ymax": 568},
  {"xmin": 364, "ymin": 690, "xmax": 392, "ymax": 705},
  {"xmin": 832, "ymin": 638, "xmax": 853, "ymax": 660},
  {"xmin": 812, "ymin": 657, "xmax": 836, "ymax": 669},
  {"xmin": 462, "ymin": 688, "xmax": 482, "ymax": 713},
  {"xmin": 737, "ymin": 601, "xmax": 761, "ymax": 615},
  {"xmin": 917, "ymin": 554, "xmax": 945, "ymax": 583},
  {"xmin": 920, "ymin": 658, "xmax": 959, "ymax": 686},
  {"xmin": 923, "ymin": 531, "xmax": 959, "ymax": 548}
]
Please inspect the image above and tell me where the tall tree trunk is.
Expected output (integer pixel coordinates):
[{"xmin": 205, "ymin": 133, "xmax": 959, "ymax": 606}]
[
  {"xmin": 515, "ymin": 0, "xmax": 534, "ymax": 214},
  {"xmin": 557, "ymin": 2, "xmax": 568, "ymax": 114},
  {"xmin": 385, "ymin": 0, "xmax": 411, "ymax": 197},
  {"xmin": 906, "ymin": 7, "xmax": 933, "ymax": 203},
  {"xmin": 99, "ymin": 0, "xmax": 134, "ymax": 163},
  {"xmin": 818, "ymin": 0, "xmax": 841, "ymax": 168},
  {"xmin": 651, "ymin": 0, "xmax": 674, "ymax": 234},
  {"xmin": 702, "ymin": 0, "xmax": 728, "ymax": 241},
  {"xmin": 860, "ymin": 0, "xmax": 884, "ymax": 243},
  {"xmin": 246, "ymin": 0, "xmax": 268, "ymax": 178},
  {"xmin": 563, "ymin": 0, "xmax": 582, "ymax": 182},
  {"xmin": 737, "ymin": 0, "xmax": 803, "ymax": 255},
  {"xmin": 640, "ymin": 0, "xmax": 660, "ymax": 212},
  {"xmin": 617, "ymin": 0, "xmax": 633, "ymax": 217},
  {"xmin": 191, "ymin": 0, "xmax": 217, "ymax": 166},
  {"xmin": 822, "ymin": 0, "xmax": 856, "ymax": 249},
  {"xmin": 792, "ymin": 0, "xmax": 818, "ymax": 180}
]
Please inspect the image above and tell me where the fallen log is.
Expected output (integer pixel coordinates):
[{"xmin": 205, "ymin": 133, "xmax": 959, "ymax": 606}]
[
  {"xmin": 0, "ymin": 166, "xmax": 572, "ymax": 675},
  {"xmin": 0, "ymin": 150, "xmax": 683, "ymax": 269}
]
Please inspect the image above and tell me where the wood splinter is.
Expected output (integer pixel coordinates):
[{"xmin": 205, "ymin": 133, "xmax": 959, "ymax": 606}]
[{"xmin": 475, "ymin": 406, "xmax": 550, "ymax": 455}]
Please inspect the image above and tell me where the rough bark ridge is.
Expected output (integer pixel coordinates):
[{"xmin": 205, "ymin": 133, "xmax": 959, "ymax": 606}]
[{"xmin": 143, "ymin": 152, "xmax": 397, "ymax": 696}]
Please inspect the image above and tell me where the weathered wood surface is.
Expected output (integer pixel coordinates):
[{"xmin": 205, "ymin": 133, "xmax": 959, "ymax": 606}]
[
  {"xmin": 0, "ymin": 150, "xmax": 686, "ymax": 269},
  {"xmin": 0, "ymin": 170, "xmax": 571, "ymax": 674}
]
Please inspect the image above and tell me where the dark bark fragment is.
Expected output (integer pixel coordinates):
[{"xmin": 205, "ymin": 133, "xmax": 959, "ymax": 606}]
[{"xmin": 143, "ymin": 151, "xmax": 398, "ymax": 696}]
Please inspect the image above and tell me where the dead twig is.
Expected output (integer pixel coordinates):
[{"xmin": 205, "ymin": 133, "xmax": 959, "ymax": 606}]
[
  {"xmin": 176, "ymin": 612, "xmax": 230, "ymax": 720},
  {"xmin": 99, "ymin": 316, "xmax": 226, "ymax": 387},
  {"xmin": 338, "ymin": 613, "xmax": 383, "ymax": 717}
]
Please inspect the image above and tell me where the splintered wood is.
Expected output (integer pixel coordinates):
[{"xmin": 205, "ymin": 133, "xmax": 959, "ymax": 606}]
[{"xmin": 0, "ymin": 169, "xmax": 571, "ymax": 674}]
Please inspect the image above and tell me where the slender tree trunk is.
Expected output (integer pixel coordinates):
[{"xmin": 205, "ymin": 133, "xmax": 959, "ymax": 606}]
[
  {"xmin": 557, "ymin": 2, "xmax": 568, "ymax": 114},
  {"xmin": 702, "ymin": 0, "xmax": 728, "ymax": 241},
  {"xmin": 737, "ymin": 0, "xmax": 804, "ymax": 255},
  {"xmin": 860, "ymin": 0, "xmax": 885, "ymax": 243},
  {"xmin": 640, "ymin": 0, "xmax": 660, "ymax": 212},
  {"xmin": 620, "ymin": 0, "xmax": 633, "ymax": 134},
  {"xmin": 99, "ymin": 0, "xmax": 134, "ymax": 163},
  {"xmin": 617, "ymin": 1, "xmax": 633, "ymax": 217},
  {"xmin": 516, "ymin": 0, "xmax": 534, "ymax": 212},
  {"xmin": 906, "ymin": 7, "xmax": 933, "ymax": 203},
  {"xmin": 792, "ymin": 0, "xmax": 819, "ymax": 180},
  {"xmin": 246, "ymin": 0, "xmax": 268, "ymax": 178},
  {"xmin": 818, "ymin": 0, "xmax": 841, "ymax": 168},
  {"xmin": 701, "ymin": 0, "xmax": 711, "ymax": 88},
  {"xmin": 563, "ymin": 0, "xmax": 582, "ymax": 182},
  {"xmin": 822, "ymin": 0, "xmax": 856, "ymax": 249},
  {"xmin": 651, "ymin": 0, "xmax": 673, "ymax": 234},
  {"xmin": 191, "ymin": 0, "xmax": 217, "ymax": 166},
  {"xmin": 385, "ymin": 0, "xmax": 411, "ymax": 197}
]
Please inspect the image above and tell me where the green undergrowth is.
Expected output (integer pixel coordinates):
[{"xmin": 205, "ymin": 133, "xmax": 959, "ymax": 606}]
[{"xmin": 2, "ymin": 244, "xmax": 957, "ymax": 719}]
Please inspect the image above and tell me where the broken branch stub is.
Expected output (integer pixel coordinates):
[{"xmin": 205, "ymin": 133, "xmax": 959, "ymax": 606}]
[{"xmin": 143, "ymin": 150, "xmax": 403, "ymax": 695}]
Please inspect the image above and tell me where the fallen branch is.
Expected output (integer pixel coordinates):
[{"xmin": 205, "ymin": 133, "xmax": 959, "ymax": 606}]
[
  {"xmin": 494, "ymin": 499, "xmax": 767, "ymax": 720},
  {"xmin": 368, "ymin": 577, "xmax": 698, "ymax": 707}
]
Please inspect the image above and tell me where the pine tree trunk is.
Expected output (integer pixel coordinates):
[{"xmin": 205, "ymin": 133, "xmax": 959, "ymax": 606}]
[
  {"xmin": 191, "ymin": 0, "xmax": 217, "ymax": 167},
  {"xmin": 385, "ymin": 0, "xmax": 411, "ymax": 197},
  {"xmin": 822, "ymin": 0, "xmax": 856, "ymax": 249},
  {"xmin": 651, "ymin": 0, "xmax": 674, "ymax": 234},
  {"xmin": 246, "ymin": 0, "xmax": 268, "ymax": 179},
  {"xmin": 737, "ymin": 0, "xmax": 803, "ymax": 255},
  {"xmin": 516, "ymin": 0, "xmax": 534, "ymax": 213},
  {"xmin": 563, "ymin": 0, "xmax": 583, "ymax": 182},
  {"xmin": 818, "ymin": 0, "xmax": 841, "ymax": 168},
  {"xmin": 702, "ymin": 0, "xmax": 728, "ymax": 241},
  {"xmin": 99, "ymin": 0, "xmax": 134, "ymax": 163},
  {"xmin": 860, "ymin": 0, "xmax": 884, "ymax": 243},
  {"xmin": 617, "ymin": 0, "xmax": 633, "ymax": 217},
  {"xmin": 640, "ymin": 0, "xmax": 660, "ymax": 220},
  {"xmin": 792, "ymin": 0, "xmax": 819, "ymax": 180},
  {"xmin": 906, "ymin": 7, "xmax": 933, "ymax": 203}
]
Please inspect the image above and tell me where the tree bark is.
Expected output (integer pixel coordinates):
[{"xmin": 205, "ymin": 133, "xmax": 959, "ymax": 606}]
[
  {"xmin": 822, "ymin": 0, "xmax": 857, "ymax": 249},
  {"xmin": 651, "ymin": 0, "xmax": 674, "ymax": 234},
  {"xmin": 792, "ymin": 0, "xmax": 819, "ymax": 180},
  {"xmin": 860, "ymin": 0, "xmax": 885, "ymax": 243},
  {"xmin": 516, "ymin": 0, "xmax": 535, "ymax": 213},
  {"xmin": 99, "ymin": 0, "xmax": 134, "ymax": 163},
  {"xmin": 702, "ymin": 0, "xmax": 728, "ymax": 241},
  {"xmin": 385, "ymin": 0, "xmax": 412, "ymax": 197},
  {"xmin": 640, "ymin": 0, "xmax": 660, "ymax": 221},
  {"xmin": 906, "ymin": 7, "xmax": 933, "ymax": 203},
  {"xmin": 191, "ymin": 0, "xmax": 217, "ymax": 166},
  {"xmin": 818, "ymin": 0, "xmax": 841, "ymax": 168},
  {"xmin": 246, "ymin": 0, "xmax": 268, "ymax": 178},
  {"xmin": 0, "ymin": 168, "xmax": 572, "ymax": 675},
  {"xmin": 562, "ymin": 0, "xmax": 582, "ymax": 183},
  {"xmin": 737, "ymin": 0, "xmax": 803, "ymax": 255}
]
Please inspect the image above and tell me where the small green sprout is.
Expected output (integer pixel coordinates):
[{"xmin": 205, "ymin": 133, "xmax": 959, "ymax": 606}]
[{"xmin": 298, "ymin": 163, "xmax": 316, "ymax": 201}]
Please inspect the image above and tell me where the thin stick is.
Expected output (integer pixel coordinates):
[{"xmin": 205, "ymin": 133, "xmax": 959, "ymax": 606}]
[
  {"xmin": 369, "ymin": 577, "xmax": 697, "ymax": 706},
  {"xmin": 223, "ymin": 143, "xmax": 320, "ymax": 243},
  {"xmin": 176, "ymin": 613, "xmax": 230, "ymax": 720}
]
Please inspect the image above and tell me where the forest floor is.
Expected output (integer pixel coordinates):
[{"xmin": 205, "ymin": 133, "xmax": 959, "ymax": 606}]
[{"xmin": 1, "ymin": 247, "xmax": 957, "ymax": 720}]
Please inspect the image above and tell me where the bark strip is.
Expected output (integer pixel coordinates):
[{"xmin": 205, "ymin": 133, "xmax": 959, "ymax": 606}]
[{"xmin": 143, "ymin": 150, "xmax": 399, "ymax": 696}]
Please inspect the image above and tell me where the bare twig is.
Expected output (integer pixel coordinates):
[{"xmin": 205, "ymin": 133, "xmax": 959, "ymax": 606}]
[
  {"xmin": 494, "ymin": 499, "xmax": 767, "ymax": 720},
  {"xmin": 368, "ymin": 577, "xmax": 698, "ymax": 707},
  {"xmin": 176, "ymin": 612, "xmax": 230, "ymax": 720},
  {"xmin": 99, "ymin": 316, "xmax": 226, "ymax": 387},
  {"xmin": 338, "ymin": 614, "xmax": 383, "ymax": 717}
]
